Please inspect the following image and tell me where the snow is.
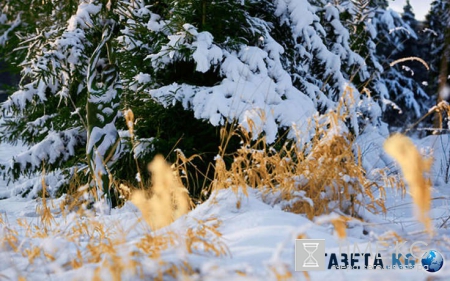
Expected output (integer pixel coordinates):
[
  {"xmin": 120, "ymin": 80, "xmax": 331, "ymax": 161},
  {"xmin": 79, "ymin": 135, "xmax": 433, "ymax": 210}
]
[
  {"xmin": 0, "ymin": 13, "xmax": 21, "ymax": 46},
  {"xmin": 67, "ymin": 2, "xmax": 102, "ymax": 31},
  {"xmin": 13, "ymin": 128, "xmax": 83, "ymax": 171},
  {"xmin": 415, "ymin": 134, "xmax": 450, "ymax": 186},
  {"xmin": 192, "ymin": 31, "xmax": 223, "ymax": 73},
  {"xmin": 439, "ymin": 85, "xmax": 450, "ymax": 101},
  {"xmin": 1, "ymin": 135, "xmax": 450, "ymax": 280},
  {"xmin": 147, "ymin": 41, "xmax": 317, "ymax": 143},
  {"xmin": 0, "ymin": 140, "xmax": 27, "ymax": 198}
]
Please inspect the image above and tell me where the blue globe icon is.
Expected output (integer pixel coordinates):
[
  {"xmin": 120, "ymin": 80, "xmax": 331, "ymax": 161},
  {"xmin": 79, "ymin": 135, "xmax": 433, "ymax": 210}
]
[{"xmin": 421, "ymin": 250, "xmax": 444, "ymax": 273}]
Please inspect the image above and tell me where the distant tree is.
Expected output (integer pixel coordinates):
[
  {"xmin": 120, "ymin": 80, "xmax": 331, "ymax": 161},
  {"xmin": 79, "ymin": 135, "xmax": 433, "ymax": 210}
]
[
  {"xmin": 402, "ymin": 0, "xmax": 418, "ymax": 30},
  {"xmin": 372, "ymin": 0, "xmax": 388, "ymax": 9},
  {"xmin": 373, "ymin": 1, "xmax": 428, "ymax": 128},
  {"xmin": 423, "ymin": 0, "xmax": 450, "ymax": 130},
  {"xmin": 334, "ymin": 0, "xmax": 428, "ymax": 128},
  {"xmin": 394, "ymin": 0, "xmax": 431, "ymax": 109},
  {"xmin": 425, "ymin": 0, "xmax": 450, "ymax": 99}
]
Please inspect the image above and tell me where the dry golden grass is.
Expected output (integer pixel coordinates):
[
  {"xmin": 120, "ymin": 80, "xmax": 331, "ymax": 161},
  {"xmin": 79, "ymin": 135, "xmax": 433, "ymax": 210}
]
[
  {"xmin": 390, "ymin": 57, "xmax": 430, "ymax": 70},
  {"xmin": 405, "ymin": 100, "xmax": 450, "ymax": 133},
  {"xmin": 211, "ymin": 88, "xmax": 385, "ymax": 220},
  {"xmin": 130, "ymin": 154, "xmax": 191, "ymax": 230},
  {"xmin": 331, "ymin": 216, "xmax": 351, "ymax": 239},
  {"xmin": 124, "ymin": 108, "xmax": 192, "ymax": 230},
  {"xmin": 0, "ymin": 199, "xmax": 226, "ymax": 280},
  {"xmin": 124, "ymin": 108, "xmax": 144, "ymax": 190},
  {"xmin": 429, "ymin": 101, "xmax": 450, "ymax": 132},
  {"xmin": 0, "ymin": 150, "xmax": 226, "ymax": 280},
  {"xmin": 269, "ymin": 264, "xmax": 293, "ymax": 281},
  {"xmin": 384, "ymin": 134, "xmax": 433, "ymax": 234}
]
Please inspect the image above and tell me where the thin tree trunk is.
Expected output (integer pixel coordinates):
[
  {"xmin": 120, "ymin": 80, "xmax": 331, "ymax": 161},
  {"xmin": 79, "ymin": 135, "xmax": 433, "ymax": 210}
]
[
  {"xmin": 202, "ymin": 0, "xmax": 207, "ymax": 28},
  {"xmin": 433, "ymin": 23, "xmax": 450, "ymax": 133}
]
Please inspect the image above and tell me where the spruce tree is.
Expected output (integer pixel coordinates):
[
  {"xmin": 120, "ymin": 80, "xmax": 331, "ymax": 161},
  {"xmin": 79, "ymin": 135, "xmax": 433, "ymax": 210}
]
[
  {"xmin": 402, "ymin": 0, "xmax": 418, "ymax": 31},
  {"xmin": 423, "ymin": 0, "xmax": 450, "ymax": 130},
  {"xmin": 397, "ymin": 1, "xmax": 430, "ymax": 101},
  {"xmin": 0, "ymin": 1, "xmax": 123, "ymax": 200},
  {"xmin": 338, "ymin": 0, "xmax": 428, "ymax": 128},
  {"xmin": 378, "ymin": 4, "xmax": 429, "ymax": 127},
  {"xmin": 425, "ymin": 0, "xmax": 450, "ymax": 101}
]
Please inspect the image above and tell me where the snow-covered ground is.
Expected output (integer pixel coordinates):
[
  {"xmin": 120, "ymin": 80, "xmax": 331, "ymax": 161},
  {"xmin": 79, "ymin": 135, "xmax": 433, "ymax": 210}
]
[{"xmin": 1, "ymin": 133, "xmax": 450, "ymax": 280}]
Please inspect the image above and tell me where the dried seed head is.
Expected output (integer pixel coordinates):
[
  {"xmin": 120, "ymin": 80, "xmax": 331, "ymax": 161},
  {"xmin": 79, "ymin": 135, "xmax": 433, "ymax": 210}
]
[{"xmin": 124, "ymin": 109, "xmax": 135, "ymax": 131}]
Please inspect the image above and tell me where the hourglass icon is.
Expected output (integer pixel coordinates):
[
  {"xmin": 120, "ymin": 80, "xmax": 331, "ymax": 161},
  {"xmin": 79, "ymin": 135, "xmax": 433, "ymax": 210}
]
[{"xmin": 303, "ymin": 242, "xmax": 319, "ymax": 267}]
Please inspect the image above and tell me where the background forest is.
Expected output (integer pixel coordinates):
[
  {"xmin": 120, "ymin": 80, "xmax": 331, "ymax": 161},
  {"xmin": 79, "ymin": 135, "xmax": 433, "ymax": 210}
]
[{"xmin": 1, "ymin": 0, "xmax": 448, "ymax": 204}]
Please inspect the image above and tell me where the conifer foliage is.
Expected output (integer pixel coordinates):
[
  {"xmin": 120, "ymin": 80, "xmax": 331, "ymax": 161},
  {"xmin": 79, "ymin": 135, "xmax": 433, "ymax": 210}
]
[
  {"xmin": 1, "ymin": 1, "xmax": 120, "ymax": 199},
  {"xmin": 425, "ymin": 0, "xmax": 450, "ymax": 99},
  {"xmin": 0, "ymin": 0, "xmax": 430, "ymax": 200},
  {"xmin": 397, "ymin": 1, "xmax": 427, "ymax": 92}
]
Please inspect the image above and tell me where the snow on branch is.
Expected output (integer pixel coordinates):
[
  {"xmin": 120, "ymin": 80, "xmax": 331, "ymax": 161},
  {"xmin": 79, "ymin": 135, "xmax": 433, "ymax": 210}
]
[{"xmin": 10, "ymin": 128, "xmax": 85, "ymax": 172}]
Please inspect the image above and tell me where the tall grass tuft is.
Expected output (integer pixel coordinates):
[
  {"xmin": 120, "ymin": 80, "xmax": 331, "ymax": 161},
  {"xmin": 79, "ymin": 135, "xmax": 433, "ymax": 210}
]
[
  {"xmin": 384, "ymin": 134, "xmax": 433, "ymax": 234},
  {"xmin": 131, "ymin": 155, "xmax": 191, "ymax": 230},
  {"xmin": 123, "ymin": 108, "xmax": 192, "ymax": 230},
  {"xmin": 211, "ymin": 89, "xmax": 385, "ymax": 219}
]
